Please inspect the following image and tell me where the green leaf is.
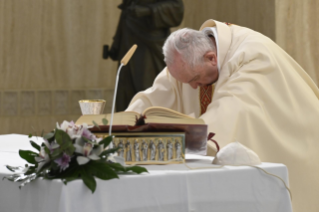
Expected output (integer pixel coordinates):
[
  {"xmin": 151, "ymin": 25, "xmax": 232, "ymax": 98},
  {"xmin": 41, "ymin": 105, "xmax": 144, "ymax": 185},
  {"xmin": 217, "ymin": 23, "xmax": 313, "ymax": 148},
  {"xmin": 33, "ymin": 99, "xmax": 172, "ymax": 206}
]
[
  {"xmin": 24, "ymin": 166, "xmax": 37, "ymax": 175},
  {"xmin": 19, "ymin": 150, "xmax": 38, "ymax": 164},
  {"xmin": 99, "ymin": 136, "xmax": 113, "ymax": 148},
  {"xmin": 63, "ymin": 176, "xmax": 79, "ymax": 184},
  {"xmin": 44, "ymin": 146, "xmax": 50, "ymax": 155},
  {"xmin": 54, "ymin": 129, "xmax": 75, "ymax": 156},
  {"xmin": 87, "ymin": 161, "xmax": 119, "ymax": 180},
  {"xmin": 43, "ymin": 132, "xmax": 54, "ymax": 140},
  {"xmin": 102, "ymin": 118, "xmax": 108, "ymax": 125},
  {"xmin": 80, "ymin": 167, "xmax": 96, "ymax": 193},
  {"xmin": 125, "ymin": 166, "xmax": 148, "ymax": 174},
  {"xmin": 108, "ymin": 163, "xmax": 148, "ymax": 174},
  {"xmin": 92, "ymin": 121, "xmax": 101, "ymax": 130},
  {"xmin": 36, "ymin": 161, "xmax": 52, "ymax": 174},
  {"xmin": 100, "ymin": 147, "xmax": 120, "ymax": 157},
  {"xmin": 108, "ymin": 163, "xmax": 126, "ymax": 172},
  {"xmin": 30, "ymin": 140, "xmax": 40, "ymax": 151},
  {"xmin": 46, "ymin": 161, "xmax": 79, "ymax": 179},
  {"xmin": 50, "ymin": 148, "xmax": 63, "ymax": 160},
  {"xmin": 55, "ymin": 129, "xmax": 72, "ymax": 145},
  {"xmin": 81, "ymin": 136, "xmax": 93, "ymax": 144},
  {"xmin": 28, "ymin": 134, "xmax": 32, "ymax": 138}
]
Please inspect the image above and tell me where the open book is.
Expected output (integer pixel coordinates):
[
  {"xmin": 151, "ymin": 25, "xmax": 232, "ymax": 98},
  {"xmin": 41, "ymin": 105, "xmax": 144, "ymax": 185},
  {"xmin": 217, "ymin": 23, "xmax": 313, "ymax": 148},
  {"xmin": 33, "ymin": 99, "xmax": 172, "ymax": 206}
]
[
  {"xmin": 75, "ymin": 106, "xmax": 204, "ymax": 126},
  {"xmin": 75, "ymin": 106, "xmax": 207, "ymax": 155}
]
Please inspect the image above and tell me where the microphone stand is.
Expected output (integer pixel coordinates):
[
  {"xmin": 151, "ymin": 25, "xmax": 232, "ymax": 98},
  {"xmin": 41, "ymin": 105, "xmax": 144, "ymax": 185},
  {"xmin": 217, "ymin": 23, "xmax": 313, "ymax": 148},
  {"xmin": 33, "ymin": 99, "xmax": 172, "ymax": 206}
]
[{"xmin": 108, "ymin": 45, "xmax": 137, "ymax": 148}]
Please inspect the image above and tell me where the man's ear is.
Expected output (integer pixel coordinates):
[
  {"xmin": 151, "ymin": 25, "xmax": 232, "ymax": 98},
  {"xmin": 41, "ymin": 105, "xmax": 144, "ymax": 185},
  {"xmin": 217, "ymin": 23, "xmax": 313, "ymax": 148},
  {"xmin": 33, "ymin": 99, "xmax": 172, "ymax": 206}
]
[{"xmin": 204, "ymin": 51, "xmax": 217, "ymax": 66}]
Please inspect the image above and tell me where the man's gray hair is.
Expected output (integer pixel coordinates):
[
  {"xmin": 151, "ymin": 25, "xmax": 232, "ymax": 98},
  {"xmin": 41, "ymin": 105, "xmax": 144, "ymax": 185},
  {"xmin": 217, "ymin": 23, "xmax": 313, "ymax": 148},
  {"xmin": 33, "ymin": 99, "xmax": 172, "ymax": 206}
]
[{"xmin": 163, "ymin": 28, "xmax": 216, "ymax": 68}]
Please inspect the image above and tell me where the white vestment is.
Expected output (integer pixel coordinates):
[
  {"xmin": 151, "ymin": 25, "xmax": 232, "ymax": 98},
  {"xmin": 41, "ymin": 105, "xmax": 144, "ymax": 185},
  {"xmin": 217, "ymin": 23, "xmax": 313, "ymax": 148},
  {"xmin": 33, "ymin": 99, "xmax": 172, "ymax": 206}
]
[{"xmin": 126, "ymin": 20, "xmax": 319, "ymax": 210}]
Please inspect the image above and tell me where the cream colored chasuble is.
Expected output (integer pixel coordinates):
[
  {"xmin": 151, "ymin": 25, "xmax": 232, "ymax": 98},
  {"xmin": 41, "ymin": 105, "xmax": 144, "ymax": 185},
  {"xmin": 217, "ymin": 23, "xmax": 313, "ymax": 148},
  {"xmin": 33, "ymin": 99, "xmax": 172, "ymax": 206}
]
[{"xmin": 127, "ymin": 20, "xmax": 319, "ymax": 210}]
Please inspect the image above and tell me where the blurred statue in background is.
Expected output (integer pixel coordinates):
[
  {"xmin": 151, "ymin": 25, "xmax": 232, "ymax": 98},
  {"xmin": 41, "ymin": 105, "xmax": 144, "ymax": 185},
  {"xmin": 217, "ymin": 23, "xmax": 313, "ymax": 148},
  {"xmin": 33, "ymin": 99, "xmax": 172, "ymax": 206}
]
[
  {"xmin": 105, "ymin": 0, "xmax": 184, "ymax": 111},
  {"xmin": 118, "ymin": 139, "xmax": 124, "ymax": 157},
  {"xmin": 126, "ymin": 141, "xmax": 132, "ymax": 161},
  {"xmin": 157, "ymin": 139, "xmax": 164, "ymax": 161},
  {"xmin": 134, "ymin": 139, "xmax": 140, "ymax": 161},
  {"xmin": 149, "ymin": 139, "xmax": 156, "ymax": 160},
  {"xmin": 175, "ymin": 141, "xmax": 181, "ymax": 160},
  {"xmin": 167, "ymin": 140, "xmax": 173, "ymax": 160},
  {"xmin": 141, "ymin": 139, "xmax": 148, "ymax": 161}
]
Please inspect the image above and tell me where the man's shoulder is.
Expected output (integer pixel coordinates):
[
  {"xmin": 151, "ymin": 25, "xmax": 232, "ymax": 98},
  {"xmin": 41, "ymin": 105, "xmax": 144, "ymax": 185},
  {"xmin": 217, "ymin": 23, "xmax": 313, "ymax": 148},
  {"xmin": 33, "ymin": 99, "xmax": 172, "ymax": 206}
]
[
  {"xmin": 229, "ymin": 25, "xmax": 277, "ymax": 57},
  {"xmin": 231, "ymin": 25, "xmax": 270, "ymax": 43},
  {"xmin": 221, "ymin": 27, "xmax": 281, "ymax": 72}
]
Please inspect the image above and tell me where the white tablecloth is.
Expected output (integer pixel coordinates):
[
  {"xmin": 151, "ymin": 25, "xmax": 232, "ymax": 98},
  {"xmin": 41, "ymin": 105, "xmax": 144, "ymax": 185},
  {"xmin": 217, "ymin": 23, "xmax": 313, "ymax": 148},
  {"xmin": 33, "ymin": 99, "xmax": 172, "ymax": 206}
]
[{"xmin": 0, "ymin": 134, "xmax": 292, "ymax": 212}]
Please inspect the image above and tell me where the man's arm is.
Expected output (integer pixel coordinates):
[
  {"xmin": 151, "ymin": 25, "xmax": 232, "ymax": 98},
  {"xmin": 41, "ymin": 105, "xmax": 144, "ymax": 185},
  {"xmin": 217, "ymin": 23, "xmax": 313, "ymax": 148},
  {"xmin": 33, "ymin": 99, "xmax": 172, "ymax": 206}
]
[{"xmin": 126, "ymin": 67, "xmax": 183, "ymax": 113}]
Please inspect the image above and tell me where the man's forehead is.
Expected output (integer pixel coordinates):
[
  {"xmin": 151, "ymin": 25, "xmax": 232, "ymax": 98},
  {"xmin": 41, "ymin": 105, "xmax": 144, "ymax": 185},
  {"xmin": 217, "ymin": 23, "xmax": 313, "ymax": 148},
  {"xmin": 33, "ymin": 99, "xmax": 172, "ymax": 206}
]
[{"xmin": 168, "ymin": 64, "xmax": 195, "ymax": 83}]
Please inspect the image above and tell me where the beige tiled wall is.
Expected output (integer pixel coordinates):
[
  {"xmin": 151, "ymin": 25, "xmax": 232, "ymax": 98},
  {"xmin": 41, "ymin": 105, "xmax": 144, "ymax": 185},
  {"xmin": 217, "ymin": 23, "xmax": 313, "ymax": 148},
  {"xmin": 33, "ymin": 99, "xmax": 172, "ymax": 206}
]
[
  {"xmin": 0, "ymin": 0, "xmax": 121, "ymax": 134},
  {"xmin": 0, "ymin": 0, "xmax": 318, "ymax": 136},
  {"xmin": 0, "ymin": 1, "xmax": 318, "ymax": 211}
]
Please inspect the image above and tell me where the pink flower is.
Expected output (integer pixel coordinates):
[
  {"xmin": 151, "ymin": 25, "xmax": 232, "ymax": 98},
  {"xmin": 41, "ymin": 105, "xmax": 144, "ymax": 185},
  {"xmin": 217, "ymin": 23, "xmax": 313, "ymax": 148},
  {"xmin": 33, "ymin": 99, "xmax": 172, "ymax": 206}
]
[
  {"xmin": 57, "ymin": 121, "xmax": 99, "ymax": 142},
  {"xmin": 57, "ymin": 121, "xmax": 85, "ymax": 139},
  {"xmin": 54, "ymin": 153, "xmax": 71, "ymax": 171},
  {"xmin": 82, "ymin": 127, "xmax": 97, "ymax": 141}
]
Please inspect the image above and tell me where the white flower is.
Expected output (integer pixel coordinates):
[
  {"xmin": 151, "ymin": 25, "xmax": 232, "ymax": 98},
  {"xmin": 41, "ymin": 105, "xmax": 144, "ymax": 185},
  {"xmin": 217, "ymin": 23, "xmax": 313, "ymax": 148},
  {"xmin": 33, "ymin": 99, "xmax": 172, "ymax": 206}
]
[
  {"xmin": 56, "ymin": 121, "xmax": 99, "ymax": 142},
  {"xmin": 35, "ymin": 146, "xmax": 50, "ymax": 172},
  {"xmin": 57, "ymin": 121, "xmax": 86, "ymax": 139},
  {"xmin": 74, "ymin": 139, "xmax": 103, "ymax": 165},
  {"xmin": 35, "ymin": 139, "xmax": 59, "ymax": 172}
]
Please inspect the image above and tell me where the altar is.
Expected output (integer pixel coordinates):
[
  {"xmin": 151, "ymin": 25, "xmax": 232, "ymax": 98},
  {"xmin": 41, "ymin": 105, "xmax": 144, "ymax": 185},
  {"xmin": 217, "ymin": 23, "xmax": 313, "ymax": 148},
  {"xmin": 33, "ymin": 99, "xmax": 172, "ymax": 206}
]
[{"xmin": 0, "ymin": 134, "xmax": 292, "ymax": 212}]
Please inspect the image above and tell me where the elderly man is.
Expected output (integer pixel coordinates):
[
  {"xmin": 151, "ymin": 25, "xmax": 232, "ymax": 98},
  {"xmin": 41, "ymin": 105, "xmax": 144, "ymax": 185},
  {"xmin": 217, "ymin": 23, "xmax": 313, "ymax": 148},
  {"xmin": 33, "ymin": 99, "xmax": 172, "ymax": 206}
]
[{"xmin": 126, "ymin": 19, "xmax": 319, "ymax": 211}]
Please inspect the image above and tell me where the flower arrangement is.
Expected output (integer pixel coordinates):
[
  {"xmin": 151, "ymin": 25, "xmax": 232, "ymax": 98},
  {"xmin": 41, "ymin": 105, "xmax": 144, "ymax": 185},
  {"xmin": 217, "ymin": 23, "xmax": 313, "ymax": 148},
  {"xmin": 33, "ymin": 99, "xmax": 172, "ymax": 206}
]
[{"xmin": 4, "ymin": 121, "xmax": 148, "ymax": 193}]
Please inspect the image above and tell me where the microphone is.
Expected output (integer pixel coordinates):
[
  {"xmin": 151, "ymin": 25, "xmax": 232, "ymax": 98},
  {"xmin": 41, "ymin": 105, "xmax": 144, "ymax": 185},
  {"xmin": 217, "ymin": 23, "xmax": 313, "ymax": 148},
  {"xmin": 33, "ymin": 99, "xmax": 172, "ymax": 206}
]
[{"xmin": 109, "ymin": 45, "xmax": 138, "ymax": 141}]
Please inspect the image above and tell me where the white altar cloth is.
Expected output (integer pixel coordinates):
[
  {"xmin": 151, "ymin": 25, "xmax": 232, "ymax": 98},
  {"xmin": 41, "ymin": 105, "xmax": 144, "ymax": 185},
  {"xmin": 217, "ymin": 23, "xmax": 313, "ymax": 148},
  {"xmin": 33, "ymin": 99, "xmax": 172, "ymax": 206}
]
[{"xmin": 0, "ymin": 134, "xmax": 292, "ymax": 212}]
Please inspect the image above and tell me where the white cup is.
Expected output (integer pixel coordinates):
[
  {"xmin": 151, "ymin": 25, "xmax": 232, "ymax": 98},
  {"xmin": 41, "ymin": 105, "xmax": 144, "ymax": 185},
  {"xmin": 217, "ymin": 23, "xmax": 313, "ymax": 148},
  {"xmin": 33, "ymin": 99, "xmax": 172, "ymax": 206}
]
[{"xmin": 79, "ymin": 99, "xmax": 106, "ymax": 115}]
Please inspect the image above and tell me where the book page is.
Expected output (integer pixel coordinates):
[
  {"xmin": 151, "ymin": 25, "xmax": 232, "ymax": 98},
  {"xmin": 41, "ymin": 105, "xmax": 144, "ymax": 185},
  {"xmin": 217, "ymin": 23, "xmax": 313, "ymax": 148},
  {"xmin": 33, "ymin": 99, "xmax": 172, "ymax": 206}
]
[
  {"xmin": 145, "ymin": 115, "xmax": 204, "ymax": 124},
  {"xmin": 143, "ymin": 106, "xmax": 204, "ymax": 125},
  {"xmin": 75, "ymin": 111, "xmax": 140, "ymax": 126},
  {"xmin": 143, "ymin": 106, "xmax": 196, "ymax": 119}
]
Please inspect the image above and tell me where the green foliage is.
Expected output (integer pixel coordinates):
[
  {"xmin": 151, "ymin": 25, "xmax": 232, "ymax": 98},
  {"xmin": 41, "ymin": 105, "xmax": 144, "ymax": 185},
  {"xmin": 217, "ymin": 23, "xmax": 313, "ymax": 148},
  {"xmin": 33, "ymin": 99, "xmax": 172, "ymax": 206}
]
[
  {"xmin": 124, "ymin": 166, "xmax": 148, "ymax": 174},
  {"xmin": 92, "ymin": 121, "xmax": 101, "ymax": 130},
  {"xmin": 102, "ymin": 118, "xmax": 108, "ymax": 125},
  {"xmin": 5, "ymin": 120, "xmax": 148, "ymax": 193},
  {"xmin": 80, "ymin": 167, "xmax": 97, "ymax": 193},
  {"xmin": 100, "ymin": 147, "xmax": 120, "ymax": 157},
  {"xmin": 43, "ymin": 132, "xmax": 54, "ymax": 140},
  {"xmin": 25, "ymin": 166, "xmax": 37, "ymax": 175},
  {"xmin": 108, "ymin": 163, "xmax": 148, "ymax": 174},
  {"xmin": 30, "ymin": 140, "xmax": 40, "ymax": 151},
  {"xmin": 54, "ymin": 129, "xmax": 75, "ymax": 156},
  {"xmin": 99, "ymin": 136, "xmax": 113, "ymax": 149},
  {"xmin": 19, "ymin": 150, "xmax": 38, "ymax": 164},
  {"xmin": 87, "ymin": 161, "xmax": 119, "ymax": 180}
]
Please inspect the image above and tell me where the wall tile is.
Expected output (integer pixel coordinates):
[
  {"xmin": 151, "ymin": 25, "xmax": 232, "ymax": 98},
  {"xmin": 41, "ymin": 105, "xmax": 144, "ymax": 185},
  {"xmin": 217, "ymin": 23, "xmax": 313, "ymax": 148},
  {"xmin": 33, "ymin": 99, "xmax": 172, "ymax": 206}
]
[
  {"xmin": 86, "ymin": 90, "xmax": 104, "ymax": 100},
  {"xmin": 21, "ymin": 91, "xmax": 35, "ymax": 116},
  {"xmin": 54, "ymin": 90, "xmax": 69, "ymax": 115},
  {"xmin": 3, "ymin": 92, "xmax": 18, "ymax": 116},
  {"xmin": 37, "ymin": 91, "xmax": 52, "ymax": 115},
  {"xmin": 70, "ymin": 90, "xmax": 86, "ymax": 115},
  {"xmin": 104, "ymin": 89, "xmax": 114, "ymax": 114}
]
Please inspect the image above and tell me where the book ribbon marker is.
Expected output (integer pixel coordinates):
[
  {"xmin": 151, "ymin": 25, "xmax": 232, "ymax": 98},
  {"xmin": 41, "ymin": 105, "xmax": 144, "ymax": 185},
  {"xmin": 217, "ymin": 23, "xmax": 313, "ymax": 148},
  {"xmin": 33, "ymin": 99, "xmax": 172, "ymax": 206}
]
[{"xmin": 109, "ymin": 45, "xmax": 138, "ymax": 146}]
